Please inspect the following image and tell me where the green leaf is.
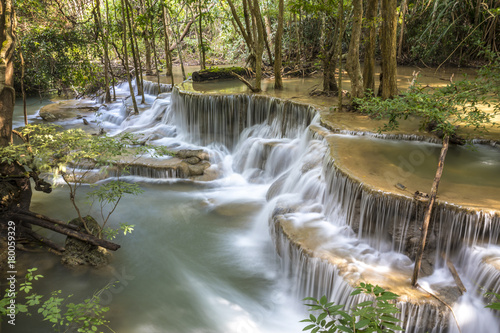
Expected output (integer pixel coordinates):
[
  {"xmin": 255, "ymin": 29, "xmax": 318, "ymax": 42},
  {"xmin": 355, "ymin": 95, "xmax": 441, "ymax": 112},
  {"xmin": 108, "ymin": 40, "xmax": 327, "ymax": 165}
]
[
  {"xmin": 336, "ymin": 326, "xmax": 354, "ymax": 333},
  {"xmin": 357, "ymin": 301, "xmax": 374, "ymax": 307},
  {"xmin": 303, "ymin": 324, "xmax": 316, "ymax": 331},
  {"xmin": 355, "ymin": 319, "xmax": 370, "ymax": 329}
]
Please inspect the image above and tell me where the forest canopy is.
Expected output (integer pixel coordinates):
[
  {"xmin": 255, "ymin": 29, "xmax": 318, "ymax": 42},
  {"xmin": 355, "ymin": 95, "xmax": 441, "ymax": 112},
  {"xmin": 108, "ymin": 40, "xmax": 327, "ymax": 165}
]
[{"xmin": 8, "ymin": 0, "xmax": 500, "ymax": 98}]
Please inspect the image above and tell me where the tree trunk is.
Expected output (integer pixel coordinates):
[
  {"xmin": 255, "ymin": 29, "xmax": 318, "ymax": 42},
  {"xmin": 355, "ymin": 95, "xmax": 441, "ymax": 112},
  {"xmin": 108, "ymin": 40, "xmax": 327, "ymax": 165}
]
[
  {"xmin": 20, "ymin": 51, "xmax": 27, "ymax": 125},
  {"xmin": 321, "ymin": 10, "xmax": 339, "ymax": 93},
  {"xmin": 260, "ymin": 14, "xmax": 273, "ymax": 66},
  {"xmin": 145, "ymin": 0, "xmax": 159, "ymax": 93},
  {"xmin": 162, "ymin": 4, "xmax": 174, "ymax": 85},
  {"xmin": 264, "ymin": 15, "xmax": 273, "ymax": 50},
  {"xmin": 397, "ymin": 0, "xmax": 408, "ymax": 61},
  {"xmin": 411, "ymin": 135, "xmax": 450, "ymax": 287},
  {"xmin": 251, "ymin": 0, "xmax": 264, "ymax": 92},
  {"xmin": 337, "ymin": 0, "xmax": 344, "ymax": 107},
  {"xmin": 120, "ymin": 0, "xmax": 139, "ymax": 114},
  {"xmin": 0, "ymin": 0, "xmax": 16, "ymax": 148},
  {"xmin": 96, "ymin": 0, "xmax": 111, "ymax": 103},
  {"xmin": 197, "ymin": 1, "xmax": 206, "ymax": 70},
  {"xmin": 125, "ymin": 0, "xmax": 145, "ymax": 103},
  {"xmin": 380, "ymin": 0, "xmax": 398, "ymax": 99},
  {"xmin": 144, "ymin": 35, "xmax": 152, "ymax": 75},
  {"xmin": 346, "ymin": 0, "xmax": 364, "ymax": 98},
  {"xmin": 105, "ymin": 0, "xmax": 116, "ymax": 101},
  {"xmin": 274, "ymin": 0, "xmax": 284, "ymax": 89},
  {"xmin": 363, "ymin": 0, "xmax": 379, "ymax": 95}
]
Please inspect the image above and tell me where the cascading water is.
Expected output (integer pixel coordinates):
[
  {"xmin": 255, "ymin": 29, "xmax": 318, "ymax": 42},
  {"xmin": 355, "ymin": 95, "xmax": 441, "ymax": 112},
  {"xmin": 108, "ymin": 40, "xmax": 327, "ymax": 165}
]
[{"xmin": 14, "ymin": 81, "xmax": 499, "ymax": 333}]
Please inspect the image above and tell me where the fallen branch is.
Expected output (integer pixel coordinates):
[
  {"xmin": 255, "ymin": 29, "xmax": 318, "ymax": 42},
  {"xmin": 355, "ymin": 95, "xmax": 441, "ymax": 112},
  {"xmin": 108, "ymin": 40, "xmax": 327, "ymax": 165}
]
[
  {"xmin": 10, "ymin": 213, "xmax": 120, "ymax": 251},
  {"xmin": 17, "ymin": 210, "xmax": 79, "ymax": 231},
  {"xmin": 21, "ymin": 227, "xmax": 65, "ymax": 254},
  {"xmin": 441, "ymin": 252, "xmax": 467, "ymax": 294},
  {"xmin": 230, "ymin": 71, "xmax": 260, "ymax": 93}
]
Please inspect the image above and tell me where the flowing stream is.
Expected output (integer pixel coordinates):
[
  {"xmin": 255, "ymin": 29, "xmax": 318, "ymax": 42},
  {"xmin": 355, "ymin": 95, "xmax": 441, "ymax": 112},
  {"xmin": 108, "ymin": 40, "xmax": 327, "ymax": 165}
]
[{"xmin": 5, "ymin": 78, "xmax": 500, "ymax": 333}]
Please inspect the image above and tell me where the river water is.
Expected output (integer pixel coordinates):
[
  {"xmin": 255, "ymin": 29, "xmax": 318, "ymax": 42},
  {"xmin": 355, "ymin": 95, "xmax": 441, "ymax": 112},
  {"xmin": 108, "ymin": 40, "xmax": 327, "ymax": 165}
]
[{"xmin": 4, "ymin": 75, "xmax": 500, "ymax": 333}]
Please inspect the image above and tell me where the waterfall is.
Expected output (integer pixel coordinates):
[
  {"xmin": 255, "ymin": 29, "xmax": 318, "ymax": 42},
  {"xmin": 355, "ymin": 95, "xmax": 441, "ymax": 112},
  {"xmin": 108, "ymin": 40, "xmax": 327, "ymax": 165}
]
[
  {"xmin": 169, "ymin": 87, "xmax": 500, "ymax": 332},
  {"xmin": 171, "ymin": 88, "xmax": 315, "ymax": 150},
  {"xmin": 93, "ymin": 80, "xmax": 500, "ymax": 332}
]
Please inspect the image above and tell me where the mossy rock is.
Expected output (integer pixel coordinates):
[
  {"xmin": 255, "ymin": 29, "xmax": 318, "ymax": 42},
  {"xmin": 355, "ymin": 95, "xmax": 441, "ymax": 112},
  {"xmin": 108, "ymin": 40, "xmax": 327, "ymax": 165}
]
[
  {"xmin": 192, "ymin": 66, "xmax": 249, "ymax": 82},
  {"xmin": 61, "ymin": 216, "xmax": 111, "ymax": 267}
]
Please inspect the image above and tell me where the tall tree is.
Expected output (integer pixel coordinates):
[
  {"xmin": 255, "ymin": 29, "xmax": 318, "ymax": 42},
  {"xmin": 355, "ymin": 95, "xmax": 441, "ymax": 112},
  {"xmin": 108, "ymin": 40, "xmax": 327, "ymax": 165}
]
[
  {"xmin": 379, "ymin": 0, "xmax": 398, "ymax": 98},
  {"xmin": 120, "ymin": 0, "xmax": 139, "ymax": 114},
  {"xmin": 162, "ymin": 2, "xmax": 174, "ymax": 85},
  {"xmin": 197, "ymin": 0, "xmax": 206, "ymax": 70},
  {"xmin": 362, "ymin": 0, "xmax": 379, "ymax": 94},
  {"xmin": 337, "ymin": 0, "xmax": 344, "ymax": 107},
  {"xmin": 320, "ymin": 5, "xmax": 340, "ymax": 93},
  {"xmin": 345, "ymin": 0, "xmax": 364, "ymax": 98},
  {"xmin": 125, "ymin": 0, "xmax": 145, "ymax": 103},
  {"xmin": 274, "ymin": 0, "xmax": 284, "ymax": 89},
  {"xmin": 95, "ymin": 0, "xmax": 112, "ymax": 103},
  {"xmin": 0, "ymin": 0, "xmax": 15, "ymax": 147},
  {"xmin": 226, "ymin": 0, "xmax": 265, "ymax": 92},
  {"xmin": 251, "ymin": 0, "xmax": 265, "ymax": 91}
]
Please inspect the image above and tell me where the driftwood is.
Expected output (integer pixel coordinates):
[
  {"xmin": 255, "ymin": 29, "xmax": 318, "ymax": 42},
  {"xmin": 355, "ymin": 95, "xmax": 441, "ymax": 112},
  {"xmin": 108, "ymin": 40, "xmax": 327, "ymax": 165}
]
[
  {"xmin": 10, "ymin": 212, "xmax": 120, "ymax": 251},
  {"xmin": 441, "ymin": 252, "xmax": 467, "ymax": 294}
]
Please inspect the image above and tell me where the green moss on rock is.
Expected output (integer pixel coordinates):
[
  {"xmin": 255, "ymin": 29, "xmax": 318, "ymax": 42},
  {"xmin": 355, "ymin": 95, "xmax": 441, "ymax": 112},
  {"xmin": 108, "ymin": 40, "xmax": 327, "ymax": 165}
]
[{"xmin": 192, "ymin": 66, "xmax": 249, "ymax": 82}]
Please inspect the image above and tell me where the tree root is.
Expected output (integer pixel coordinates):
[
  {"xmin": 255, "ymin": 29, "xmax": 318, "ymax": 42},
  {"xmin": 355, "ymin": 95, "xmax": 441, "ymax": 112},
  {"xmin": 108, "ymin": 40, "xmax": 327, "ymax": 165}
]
[{"xmin": 416, "ymin": 283, "xmax": 462, "ymax": 333}]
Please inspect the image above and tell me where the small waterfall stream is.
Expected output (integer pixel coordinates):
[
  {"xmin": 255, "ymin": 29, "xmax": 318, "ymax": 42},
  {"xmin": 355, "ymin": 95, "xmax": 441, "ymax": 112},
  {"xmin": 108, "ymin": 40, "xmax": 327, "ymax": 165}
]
[{"xmin": 12, "ymin": 82, "xmax": 499, "ymax": 333}]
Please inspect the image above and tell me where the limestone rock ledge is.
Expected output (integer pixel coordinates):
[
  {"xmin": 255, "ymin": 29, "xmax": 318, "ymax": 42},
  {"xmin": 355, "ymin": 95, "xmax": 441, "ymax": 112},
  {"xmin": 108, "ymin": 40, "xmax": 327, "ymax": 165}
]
[{"xmin": 39, "ymin": 99, "xmax": 98, "ymax": 121}]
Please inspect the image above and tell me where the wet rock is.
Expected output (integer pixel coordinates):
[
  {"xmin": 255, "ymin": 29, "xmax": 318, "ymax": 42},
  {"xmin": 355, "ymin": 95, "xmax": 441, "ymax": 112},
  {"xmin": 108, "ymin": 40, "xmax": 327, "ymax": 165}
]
[
  {"xmin": 184, "ymin": 156, "xmax": 201, "ymax": 165},
  {"xmin": 62, "ymin": 216, "xmax": 110, "ymax": 267},
  {"xmin": 188, "ymin": 161, "xmax": 210, "ymax": 176},
  {"xmin": 39, "ymin": 100, "xmax": 98, "ymax": 121},
  {"xmin": 176, "ymin": 149, "xmax": 209, "ymax": 161}
]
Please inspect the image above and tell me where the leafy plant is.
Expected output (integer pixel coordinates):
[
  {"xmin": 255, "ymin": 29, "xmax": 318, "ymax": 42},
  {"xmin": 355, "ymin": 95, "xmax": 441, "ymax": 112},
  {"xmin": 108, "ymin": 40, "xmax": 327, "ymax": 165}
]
[
  {"xmin": 301, "ymin": 283, "xmax": 403, "ymax": 333},
  {"xmin": 1, "ymin": 124, "xmax": 172, "ymax": 238},
  {"xmin": 1, "ymin": 268, "xmax": 114, "ymax": 332},
  {"xmin": 485, "ymin": 292, "xmax": 500, "ymax": 312}
]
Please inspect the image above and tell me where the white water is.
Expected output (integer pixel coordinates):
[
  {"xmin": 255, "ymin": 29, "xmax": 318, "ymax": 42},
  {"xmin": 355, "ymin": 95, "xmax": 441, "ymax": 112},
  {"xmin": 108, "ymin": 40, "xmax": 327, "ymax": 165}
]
[{"xmin": 9, "ymin": 83, "xmax": 500, "ymax": 333}]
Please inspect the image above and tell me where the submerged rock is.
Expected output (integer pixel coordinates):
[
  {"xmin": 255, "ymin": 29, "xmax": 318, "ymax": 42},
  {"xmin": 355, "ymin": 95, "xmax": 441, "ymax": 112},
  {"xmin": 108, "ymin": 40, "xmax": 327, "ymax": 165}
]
[{"xmin": 62, "ymin": 216, "xmax": 110, "ymax": 267}]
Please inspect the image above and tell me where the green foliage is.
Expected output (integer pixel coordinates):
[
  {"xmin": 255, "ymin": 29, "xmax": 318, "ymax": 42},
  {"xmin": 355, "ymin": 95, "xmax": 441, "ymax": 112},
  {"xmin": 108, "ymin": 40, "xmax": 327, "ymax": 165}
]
[
  {"xmin": 485, "ymin": 292, "xmax": 500, "ymax": 311},
  {"xmin": 0, "ymin": 124, "xmax": 172, "ymax": 238},
  {"xmin": 1, "ymin": 268, "xmax": 113, "ymax": 332},
  {"xmin": 403, "ymin": 0, "xmax": 499, "ymax": 65},
  {"xmin": 354, "ymin": 60, "xmax": 499, "ymax": 138},
  {"xmin": 87, "ymin": 180, "xmax": 142, "ymax": 239},
  {"xmin": 301, "ymin": 283, "xmax": 403, "ymax": 333}
]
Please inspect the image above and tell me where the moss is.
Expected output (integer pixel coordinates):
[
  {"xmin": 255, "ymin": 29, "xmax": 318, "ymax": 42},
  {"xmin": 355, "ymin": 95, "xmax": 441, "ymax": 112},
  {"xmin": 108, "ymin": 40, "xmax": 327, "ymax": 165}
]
[{"xmin": 192, "ymin": 66, "xmax": 249, "ymax": 82}]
